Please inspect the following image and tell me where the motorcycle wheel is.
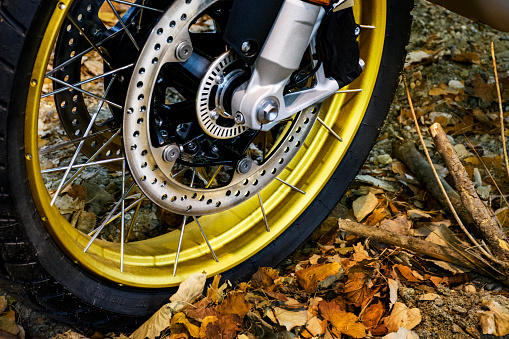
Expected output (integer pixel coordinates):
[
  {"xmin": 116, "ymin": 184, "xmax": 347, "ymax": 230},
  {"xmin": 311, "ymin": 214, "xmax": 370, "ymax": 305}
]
[{"xmin": 0, "ymin": 0, "xmax": 412, "ymax": 330}]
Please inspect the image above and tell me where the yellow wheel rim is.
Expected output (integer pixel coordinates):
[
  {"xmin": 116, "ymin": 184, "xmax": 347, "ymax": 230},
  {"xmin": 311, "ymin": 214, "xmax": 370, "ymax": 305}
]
[{"xmin": 24, "ymin": 0, "xmax": 386, "ymax": 288}]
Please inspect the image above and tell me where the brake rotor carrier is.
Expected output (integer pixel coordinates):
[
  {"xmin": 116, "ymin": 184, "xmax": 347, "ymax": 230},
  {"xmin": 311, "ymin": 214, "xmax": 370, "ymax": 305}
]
[{"xmin": 124, "ymin": 0, "xmax": 320, "ymax": 215}]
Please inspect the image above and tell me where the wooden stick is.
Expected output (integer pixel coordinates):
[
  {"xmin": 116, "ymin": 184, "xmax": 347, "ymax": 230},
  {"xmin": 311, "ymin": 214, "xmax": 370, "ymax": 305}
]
[
  {"xmin": 337, "ymin": 219, "xmax": 508, "ymax": 284},
  {"xmin": 393, "ymin": 140, "xmax": 475, "ymax": 227},
  {"xmin": 430, "ymin": 123, "xmax": 509, "ymax": 262},
  {"xmin": 491, "ymin": 42, "xmax": 509, "ymax": 180}
]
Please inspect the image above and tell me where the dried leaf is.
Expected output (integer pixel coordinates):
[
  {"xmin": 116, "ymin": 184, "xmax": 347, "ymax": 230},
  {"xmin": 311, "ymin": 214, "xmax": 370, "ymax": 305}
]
[
  {"xmin": 385, "ymin": 302, "xmax": 422, "ymax": 332},
  {"xmin": 129, "ymin": 304, "xmax": 172, "ymax": 339},
  {"xmin": 171, "ymin": 312, "xmax": 201, "ymax": 338},
  {"xmin": 295, "ymin": 262, "xmax": 342, "ymax": 292},
  {"xmin": 419, "ymin": 293, "xmax": 439, "ymax": 301},
  {"xmin": 405, "ymin": 50, "xmax": 433, "ymax": 67},
  {"xmin": 451, "ymin": 52, "xmax": 481, "ymax": 65},
  {"xmin": 306, "ymin": 313, "xmax": 327, "ymax": 336},
  {"xmin": 319, "ymin": 300, "xmax": 366, "ymax": 338},
  {"xmin": 170, "ymin": 272, "xmax": 207, "ymax": 308},
  {"xmin": 394, "ymin": 265, "xmax": 421, "ymax": 282},
  {"xmin": 200, "ymin": 314, "xmax": 241, "ymax": 339},
  {"xmin": 352, "ymin": 192, "xmax": 379, "ymax": 221},
  {"xmin": 272, "ymin": 306, "xmax": 308, "ymax": 331},
  {"xmin": 383, "ymin": 327, "xmax": 420, "ymax": 339},
  {"xmin": 362, "ymin": 299, "xmax": 385, "ymax": 329},
  {"xmin": 406, "ymin": 209, "xmax": 432, "ymax": 220},
  {"xmin": 479, "ymin": 300, "xmax": 509, "ymax": 336},
  {"xmin": 207, "ymin": 275, "xmax": 228, "ymax": 304},
  {"xmin": 251, "ymin": 267, "xmax": 280, "ymax": 292},
  {"xmin": 0, "ymin": 297, "xmax": 7, "ymax": 314},
  {"xmin": 388, "ymin": 279, "xmax": 399, "ymax": 309},
  {"xmin": 217, "ymin": 292, "xmax": 251, "ymax": 320},
  {"xmin": 380, "ymin": 215, "xmax": 412, "ymax": 235},
  {"xmin": 186, "ymin": 297, "xmax": 217, "ymax": 322}
]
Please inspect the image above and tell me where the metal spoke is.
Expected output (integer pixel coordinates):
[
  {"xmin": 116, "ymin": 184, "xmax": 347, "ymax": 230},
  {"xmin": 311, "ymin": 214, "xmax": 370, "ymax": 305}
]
[
  {"xmin": 111, "ymin": 0, "xmax": 163, "ymax": 12},
  {"xmin": 172, "ymin": 166, "xmax": 189, "ymax": 178},
  {"xmin": 125, "ymin": 200, "xmax": 143, "ymax": 243},
  {"xmin": 42, "ymin": 157, "xmax": 124, "ymax": 173},
  {"xmin": 50, "ymin": 77, "xmax": 117, "ymax": 206},
  {"xmin": 359, "ymin": 25, "xmax": 376, "ymax": 29},
  {"xmin": 316, "ymin": 117, "xmax": 343, "ymax": 142},
  {"xmin": 193, "ymin": 216, "xmax": 219, "ymax": 262},
  {"xmin": 88, "ymin": 196, "xmax": 146, "ymax": 235},
  {"xmin": 39, "ymin": 127, "xmax": 119, "ymax": 154},
  {"xmin": 173, "ymin": 168, "xmax": 196, "ymax": 276},
  {"xmin": 336, "ymin": 88, "xmax": 363, "ymax": 94},
  {"xmin": 106, "ymin": 0, "xmax": 140, "ymax": 51},
  {"xmin": 120, "ymin": 160, "xmax": 126, "ymax": 272},
  {"xmin": 42, "ymin": 63, "xmax": 134, "ymax": 98},
  {"xmin": 205, "ymin": 165, "xmax": 223, "ymax": 189},
  {"xmin": 66, "ymin": 14, "xmax": 113, "ymax": 69},
  {"xmin": 61, "ymin": 129, "xmax": 122, "ymax": 190},
  {"xmin": 47, "ymin": 75, "xmax": 123, "ymax": 109},
  {"xmin": 47, "ymin": 29, "xmax": 125, "ymax": 78},
  {"xmin": 258, "ymin": 193, "xmax": 270, "ymax": 232},
  {"xmin": 84, "ymin": 182, "xmax": 135, "ymax": 253},
  {"xmin": 276, "ymin": 177, "xmax": 306, "ymax": 195}
]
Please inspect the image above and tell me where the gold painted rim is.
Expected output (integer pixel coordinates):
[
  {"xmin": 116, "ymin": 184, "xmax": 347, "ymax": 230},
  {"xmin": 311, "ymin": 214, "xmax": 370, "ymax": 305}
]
[{"xmin": 24, "ymin": 0, "xmax": 386, "ymax": 288}]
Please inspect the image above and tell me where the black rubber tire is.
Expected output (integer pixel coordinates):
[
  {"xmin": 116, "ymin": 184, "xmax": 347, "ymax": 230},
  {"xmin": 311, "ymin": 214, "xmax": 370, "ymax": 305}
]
[{"xmin": 0, "ymin": 0, "xmax": 413, "ymax": 331}]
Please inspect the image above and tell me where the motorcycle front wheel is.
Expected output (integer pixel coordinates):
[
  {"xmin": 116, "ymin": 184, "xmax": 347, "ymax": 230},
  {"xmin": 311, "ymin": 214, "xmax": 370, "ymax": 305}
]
[{"xmin": 0, "ymin": 0, "xmax": 412, "ymax": 330}]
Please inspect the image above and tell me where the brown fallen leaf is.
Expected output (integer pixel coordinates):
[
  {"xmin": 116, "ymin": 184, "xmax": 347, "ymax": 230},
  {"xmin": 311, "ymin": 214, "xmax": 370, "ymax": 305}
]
[
  {"xmin": 207, "ymin": 275, "xmax": 228, "ymax": 304},
  {"xmin": 271, "ymin": 306, "xmax": 308, "ymax": 331},
  {"xmin": 388, "ymin": 278, "xmax": 399, "ymax": 309},
  {"xmin": 385, "ymin": 302, "xmax": 422, "ymax": 332},
  {"xmin": 451, "ymin": 52, "xmax": 481, "ymax": 65},
  {"xmin": 383, "ymin": 327, "xmax": 420, "ymax": 339},
  {"xmin": 479, "ymin": 300, "xmax": 509, "ymax": 336},
  {"xmin": 362, "ymin": 299, "xmax": 386, "ymax": 330},
  {"xmin": 295, "ymin": 262, "xmax": 342, "ymax": 292},
  {"xmin": 319, "ymin": 300, "xmax": 366, "ymax": 338},
  {"xmin": 352, "ymin": 192, "xmax": 379, "ymax": 221},
  {"xmin": 251, "ymin": 267, "xmax": 280, "ymax": 292},
  {"xmin": 171, "ymin": 312, "xmax": 201, "ymax": 338},
  {"xmin": 305, "ymin": 312, "xmax": 327, "ymax": 337},
  {"xmin": 217, "ymin": 291, "xmax": 251, "ymax": 320},
  {"xmin": 186, "ymin": 297, "xmax": 217, "ymax": 322},
  {"xmin": 379, "ymin": 215, "xmax": 412, "ymax": 235},
  {"xmin": 200, "ymin": 314, "xmax": 241, "ymax": 339},
  {"xmin": 394, "ymin": 264, "xmax": 422, "ymax": 282},
  {"xmin": 129, "ymin": 305, "xmax": 172, "ymax": 339}
]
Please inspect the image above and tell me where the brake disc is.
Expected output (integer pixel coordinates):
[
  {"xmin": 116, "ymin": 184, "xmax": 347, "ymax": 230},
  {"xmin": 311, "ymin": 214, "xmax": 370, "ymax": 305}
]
[{"xmin": 124, "ymin": 0, "xmax": 320, "ymax": 215}]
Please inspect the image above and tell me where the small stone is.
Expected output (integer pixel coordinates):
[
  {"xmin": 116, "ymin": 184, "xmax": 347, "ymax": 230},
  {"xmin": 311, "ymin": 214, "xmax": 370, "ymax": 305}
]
[
  {"xmin": 464, "ymin": 284, "xmax": 476, "ymax": 293},
  {"xmin": 448, "ymin": 79, "xmax": 464, "ymax": 90},
  {"xmin": 460, "ymin": 69, "xmax": 469, "ymax": 78},
  {"xmin": 377, "ymin": 154, "xmax": 392, "ymax": 165},
  {"xmin": 453, "ymin": 306, "xmax": 467, "ymax": 313},
  {"xmin": 434, "ymin": 297, "xmax": 444, "ymax": 307},
  {"xmin": 452, "ymin": 324, "xmax": 463, "ymax": 333},
  {"xmin": 454, "ymin": 144, "xmax": 471, "ymax": 159}
]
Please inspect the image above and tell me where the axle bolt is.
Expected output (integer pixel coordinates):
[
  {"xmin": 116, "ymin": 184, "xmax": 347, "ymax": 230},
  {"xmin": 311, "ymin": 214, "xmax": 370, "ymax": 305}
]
[
  {"xmin": 257, "ymin": 97, "xmax": 279, "ymax": 124},
  {"xmin": 163, "ymin": 144, "xmax": 180, "ymax": 162},
  {"xmin": 236, "ymin": 157, "xmax": 252, "ymax": 174}
]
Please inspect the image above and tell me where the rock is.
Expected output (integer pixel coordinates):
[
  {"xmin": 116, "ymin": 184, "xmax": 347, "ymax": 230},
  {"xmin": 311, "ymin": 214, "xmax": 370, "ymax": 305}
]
[
  {"xmin": 464, "ymin": 284, "xmax": 476, "ymax": 293},
  {"xmin": 452, "ymin": 324, "xmax": 463, "ymax": 333},
  {"xmin": 352, "ymin": 192, "xmax": 379, "ymax": 221},
  {"xmin": 453, "ymin": 143, "xmax": 472, "ymax": 159},
  {"xmin": 377, "ymin": 154, "xmax": 393, "ymax": 165},
  {"xmin": 448, "ymin": 79, "xmax": 465, "ymax": 89},
  {"xmin": 452, "ymin": 306, "xmax": 467, "ymax": 313},
  {"xmin": 434, "ymin": 297, "xmax": 445, "ymax": 307}
]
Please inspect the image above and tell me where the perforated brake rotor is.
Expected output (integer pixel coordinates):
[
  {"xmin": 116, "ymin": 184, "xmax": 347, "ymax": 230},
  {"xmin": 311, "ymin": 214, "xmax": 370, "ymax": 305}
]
[{"xmin": 124, "ymin": 0, "xmax": 321, "ymax": 216}]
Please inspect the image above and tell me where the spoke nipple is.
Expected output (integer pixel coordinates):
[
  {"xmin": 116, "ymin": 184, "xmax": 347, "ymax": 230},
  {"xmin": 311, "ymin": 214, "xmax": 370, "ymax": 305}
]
[
  {"xmin": 234, "ymin": 112, "xmax": 245, "ymax": 125},
  {"xmin": 163, "ymin": 144, "xmax": 180, "ymax": 162}
]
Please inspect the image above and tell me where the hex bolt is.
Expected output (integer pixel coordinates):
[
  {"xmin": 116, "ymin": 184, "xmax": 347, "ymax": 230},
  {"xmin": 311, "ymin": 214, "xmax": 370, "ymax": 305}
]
[
  {"xmin": 241, "ymin": 41, "xmax": 251, "ymax": 54},
  {"xmin": 210, "ymin": 109, "xmax": 219, "ymax": 121},
  {"xmin": 236, "ymin": 157, "xmax": 252, "ymax": 174},
  {"xmin": 175, "ymin": 41, "xmax": 193, "ymax": 61},
  {"xmin": 234, "ymin": 112, "xmax": 245, "ymax": 125},
  {"xmin": 257, "ymin": 97, "xmax": 279, "ymax": 124},
  {"xmin": 163, "ymin": 144, "xmax": 180, "ymax": 162},
  {"xmin": 188, "ymin": 142, "xmax": 198, "ymax": 152}
]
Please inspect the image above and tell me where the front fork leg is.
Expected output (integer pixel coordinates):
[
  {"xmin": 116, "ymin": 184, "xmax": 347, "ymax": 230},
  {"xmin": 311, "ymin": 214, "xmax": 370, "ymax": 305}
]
[{"xmin": 231, "ymin": 0, "xmax": 338, "ymax": 131}]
